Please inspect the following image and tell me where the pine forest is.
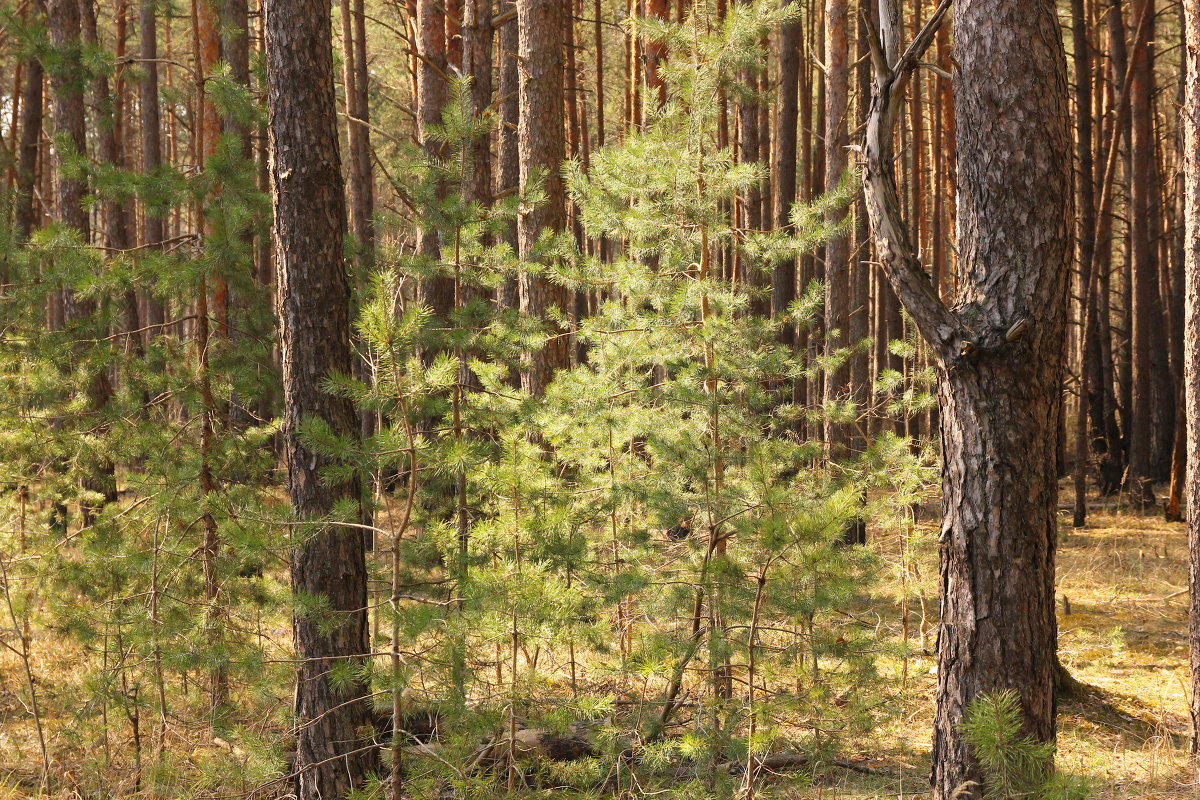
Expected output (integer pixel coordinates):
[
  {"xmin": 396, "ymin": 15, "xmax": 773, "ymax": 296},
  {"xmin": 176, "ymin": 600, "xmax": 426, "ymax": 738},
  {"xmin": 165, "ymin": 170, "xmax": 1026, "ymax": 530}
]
[{"xmin": 2, "ymin": 0, "xmax": 1200, "ymax": 798}]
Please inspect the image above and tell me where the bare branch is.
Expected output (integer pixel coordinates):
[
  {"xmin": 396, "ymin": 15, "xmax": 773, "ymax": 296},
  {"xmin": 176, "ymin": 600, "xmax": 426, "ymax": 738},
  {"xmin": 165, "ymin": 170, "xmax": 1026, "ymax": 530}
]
[{"xmin": 860, "ymin": 0, "xmax": 962, "ymax": 357}]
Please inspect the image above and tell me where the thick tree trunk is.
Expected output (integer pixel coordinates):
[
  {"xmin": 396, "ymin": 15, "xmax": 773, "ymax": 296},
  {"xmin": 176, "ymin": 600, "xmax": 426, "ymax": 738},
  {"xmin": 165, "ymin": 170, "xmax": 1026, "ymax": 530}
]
[
  {"xmin": 861, "ymin": 2, "xmax": 1072, "ymax": 797},
  {"xmin": 1183, "ymin": 0, "xmax": 1200, "ymax": 755},
  {"xmin": 264, "ymin": 1, "xmax": 378, "ymax": 796},
  {"xmin": 516, "ymin": 0, "xmax": 571, "ymax": 394},
  {"xmin": 935, "ymin": 2, "xmax": 1071, "ymax": 794}
]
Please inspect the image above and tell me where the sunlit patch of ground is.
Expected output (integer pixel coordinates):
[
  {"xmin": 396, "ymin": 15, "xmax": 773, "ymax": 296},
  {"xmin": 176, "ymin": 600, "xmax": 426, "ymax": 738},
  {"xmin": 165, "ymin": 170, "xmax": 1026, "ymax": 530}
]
[{"xmin": 774, "ymin": 505, "xmax": 1199, "ymax": 799}]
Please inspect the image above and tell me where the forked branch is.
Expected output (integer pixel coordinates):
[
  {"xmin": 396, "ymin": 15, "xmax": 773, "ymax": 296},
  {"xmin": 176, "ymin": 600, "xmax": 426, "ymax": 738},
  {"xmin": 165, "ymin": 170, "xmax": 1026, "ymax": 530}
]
[{"xmin": 859, "ymin": 0, "xmax": 964, "ymax": 359}]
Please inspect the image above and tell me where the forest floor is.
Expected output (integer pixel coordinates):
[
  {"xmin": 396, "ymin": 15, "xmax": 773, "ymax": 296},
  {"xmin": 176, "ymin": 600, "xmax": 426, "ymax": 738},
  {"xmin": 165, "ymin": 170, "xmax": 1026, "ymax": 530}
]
[
  {"xmin": 0, "ymin": 502, "xmax": 1197, "ymax": 799},
  {"xmin": 819, "ymin": 504, "xmax": 1197, "ymax": 800}
]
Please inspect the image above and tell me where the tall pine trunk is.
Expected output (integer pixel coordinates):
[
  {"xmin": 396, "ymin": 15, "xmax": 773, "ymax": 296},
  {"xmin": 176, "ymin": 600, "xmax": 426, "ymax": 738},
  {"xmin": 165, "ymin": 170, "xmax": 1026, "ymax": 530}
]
[
  {"xmin": 862, "ymin": 2, "xmax": 1072, "ymax": 796},
  {"xmin": 496, "ymin": 0, "xmax": 520, "ymax": 310},
  {"xmin": 1183, "ymin": 0, "xmax": 1200, "ymax": 755},
  {"xmin": 416, "ymin": 0, "xmax": 453, "ymax": 321},
  {"xmin": 264, "ymin": 0, "xmax": 378, "ymax": 795}
]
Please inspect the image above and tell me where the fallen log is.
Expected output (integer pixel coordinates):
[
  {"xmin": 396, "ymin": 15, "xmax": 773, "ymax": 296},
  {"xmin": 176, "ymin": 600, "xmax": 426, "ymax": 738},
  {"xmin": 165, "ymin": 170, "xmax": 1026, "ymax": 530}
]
[{"xmin": 473, "ymin": 722, "xmax": 599, "ymax": 768}]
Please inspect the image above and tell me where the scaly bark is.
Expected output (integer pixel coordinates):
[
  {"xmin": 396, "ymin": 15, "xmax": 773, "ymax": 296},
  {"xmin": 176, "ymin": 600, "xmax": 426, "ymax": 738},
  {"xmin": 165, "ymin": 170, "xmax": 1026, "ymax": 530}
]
[
  {"xmin": 264, "ymin": 0, "xmax": 378, "ymax": 795},
  {"xmin": 861, "ymin": 2, "xmax": 1072, "ymax": 796}
]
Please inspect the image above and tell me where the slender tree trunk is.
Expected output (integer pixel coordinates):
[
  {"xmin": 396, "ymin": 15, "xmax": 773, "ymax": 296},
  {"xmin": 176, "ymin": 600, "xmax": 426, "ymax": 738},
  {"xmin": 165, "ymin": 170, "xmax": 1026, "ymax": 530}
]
[
  {"xmin": 861, "ymin": 2, "xmax": 1072, "ymax": 797},
  {"xmin": 849, "ymin": 0, "xmax": 871, "ymax": 425},
  {"xmin": 771, "ymin": 2, "xmax": 800, "ymax": 337},
  {"xmin": 446, "ymin": 0, "xmax": 462, "ymax": 68},
  {"xmin": 46, "ymin": 0, "xmax": 89, "ymax": 243},
  {"xmin": 341, "ymin": 0, "xmax": 374, "ymax": 268},
  {"xmin": 140, "ymin": 0, "xmax": 166, "ymax": 336},
  {"xmin": 464, "ymin": 0, "xmax": 493, "ymax": 208},
  {"xmin": 264, "ymin": 1, "xmax": 378, "ymax": 796},
  {"xmin": 1127, "ymin": 0, "xmax": 1175, "ymax": 500},
  {"xmin": 224, "ymin": 0, "xmax": 252, "ymax": 149},
  {"xmin": 496, "ymin": 0, "xmax": 520, "ymax": 310},
  {"xmin": 517, "ymin": 0, "xmax": 570, "ymax": 394},
  {"xmin": 1073, "ymin": 0, "xmax": 1096, "ymax": 526},
  {"xmin": 1167, "ymin": 25, "xmax": 1189, "ymax": 521},
  {"xmin": 737, "ymin": 1, "xmax": 763, "ymax": 312},
  {"xmin": 1182, "ymin": 0, "xmax": 1200, "ymax": 754},
  {"xmin": 822, "ymin": 0, "xmax": 854, "ymax": 457},
  {"xmin": 79, "ymin": 0, "xmax": 127, "ymax": 511},
  {"xmin": 416, "ymin": 0, "xmax": 453, "ymax": 321},
  {"xmin": 14, "ymin": 47, "xmax": 42, "ymax": 243}
]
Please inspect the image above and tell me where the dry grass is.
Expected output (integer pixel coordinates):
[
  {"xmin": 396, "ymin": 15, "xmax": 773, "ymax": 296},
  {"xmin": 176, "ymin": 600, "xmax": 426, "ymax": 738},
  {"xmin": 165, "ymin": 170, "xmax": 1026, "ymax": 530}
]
[
  {"xmin": 797, "ymin": 506, "xmax": 1199, "ymax": 800},
  {"xmin": 1, "ymin": 505, "xmax": 1198, "ymax": 799}
]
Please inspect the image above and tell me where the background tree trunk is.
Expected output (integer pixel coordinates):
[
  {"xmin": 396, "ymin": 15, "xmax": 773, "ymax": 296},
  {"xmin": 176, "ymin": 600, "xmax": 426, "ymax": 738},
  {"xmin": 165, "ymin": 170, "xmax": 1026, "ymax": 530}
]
[
  {"xmin": 496, "ymin": 0, "xmax": 520, "ymax": 310},
  {"xmin": 1127, "ymin": 0, "xmax": 1175, "ymax": 501},
  {"xmin": 14, "ymin": 47, "xmax": 43, "ymax": 243},
  {"xmin": 416, "ymin": 0, "xmax": 453, "ymax": 322},
  {"xmin": 822, "ymin": 0, "xmax": 854, "ymax": 458},
  {"xmin": 140, "ymin": 0, "xmax": 166, "ymax": 336},
  {"xmin": 771, "ymin": 2, "xmax": 800, "ymax": 339},
  {"xmin": 517, "ymin": 0, "xmax": 571, "ymax": 395}
]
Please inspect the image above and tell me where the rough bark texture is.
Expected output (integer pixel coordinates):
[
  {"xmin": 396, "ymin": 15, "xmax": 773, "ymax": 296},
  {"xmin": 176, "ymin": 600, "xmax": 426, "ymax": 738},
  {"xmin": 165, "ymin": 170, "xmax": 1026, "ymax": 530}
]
[
  {"xmin": 264, "ymin": 1, "xmax": 378, "ymax": 796},
  {"xmin": 1183, "ymin": 0, "xmax": 1200, "ymax": 754},
  {"xmin": 516, "ymin": 0, "xmax": 571, "ymax": 395},
  {"xmin": 861, "ymin": 2, "xmax": 1072, "ymax": 797},
  {"xmin": 934, "ymin": 2, "xmax": 1071, "ymax": 795}
]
